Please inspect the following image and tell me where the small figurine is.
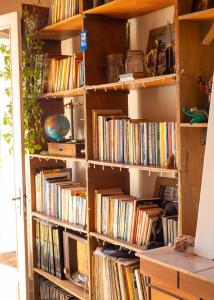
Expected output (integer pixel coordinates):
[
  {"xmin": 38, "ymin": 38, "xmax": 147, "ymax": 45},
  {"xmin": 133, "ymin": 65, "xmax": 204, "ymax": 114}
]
[
  {"xmin": 183, "ymin": 107, "xmax": 208, "ymax": 124},
  {"xmin": 173, "ymin": 235, "xmax": 195, "ymax": 252}
]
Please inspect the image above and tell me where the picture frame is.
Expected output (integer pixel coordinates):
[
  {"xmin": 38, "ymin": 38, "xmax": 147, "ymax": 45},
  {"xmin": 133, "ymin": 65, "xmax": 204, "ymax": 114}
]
[
  {"xmin": 145, "ymin": 23, "xmax": 175, "ymax": 77},
  {"xmin": 153, "ymin": 176, "xmax": 178, "ymax": 208}
]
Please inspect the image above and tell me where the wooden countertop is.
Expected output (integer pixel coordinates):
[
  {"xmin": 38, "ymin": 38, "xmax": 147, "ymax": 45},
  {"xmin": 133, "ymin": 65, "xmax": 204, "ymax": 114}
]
[{"xmin": 137, "ymin": 246, "xmax": 214, "ymax": 281}]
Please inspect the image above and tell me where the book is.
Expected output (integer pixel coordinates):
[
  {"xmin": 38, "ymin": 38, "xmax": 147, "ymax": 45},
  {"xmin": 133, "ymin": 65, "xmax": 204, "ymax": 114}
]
[
  {"xmin": 38, "ymin": 277, "xmax": 76, "ymax": 299},
  {"xmin": 48, "ymin": 0, "xmax": 80, "ymax": 24},
  {"xmin": 119, "ymin": 72, "xmax": 144, "ymax": 81},
  {"xmin": 35, "ymin": 168, "xmax": 87, "ymax": 229},
  {"xmin": 36, "ymin": 220, "xmax": 64, "ymax": 279},
  {"xmin": 42, "ymin": 54, "xmax": 84, "ymax": 93},
  {"xmin": 95, "ymin": 188, "xmax": 161, "ymax": 245},
  {"xmin": 93, "ymin": 116, "xmax": 176, "ymax": 168},
  {"xmin": 93, "ymin": 247, "xmax": 147, "ymax": 300}
]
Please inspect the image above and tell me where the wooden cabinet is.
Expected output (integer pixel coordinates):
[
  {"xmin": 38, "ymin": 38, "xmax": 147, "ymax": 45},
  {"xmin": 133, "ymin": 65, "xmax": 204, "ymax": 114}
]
[{"xmin": 26, "ymin": 0, "xmax": 214, "ymax": 299}]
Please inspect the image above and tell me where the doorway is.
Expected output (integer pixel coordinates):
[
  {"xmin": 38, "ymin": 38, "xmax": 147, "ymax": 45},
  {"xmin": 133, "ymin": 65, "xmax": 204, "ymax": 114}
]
[{"xmin": 0, "ymin": 25, "xmax": 19, "ymax": 299}]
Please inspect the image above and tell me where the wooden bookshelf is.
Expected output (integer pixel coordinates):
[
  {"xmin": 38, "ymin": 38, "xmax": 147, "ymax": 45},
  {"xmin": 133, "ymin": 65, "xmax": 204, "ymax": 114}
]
[
  {"xmin": 90, "ymin": 232, "xmax": 145, "ymax": 253},
  {"xmin": 33, "ymin": 267, "xmax": 89, "ymax": 300},
  {"xmin": 84, "ymin": 0, "xmax": 175, "ymax": 19},
  {"xmin": 39, "ymin": 0, "xmax": 175, "ymax": 40},
  {"xmin": 39, "ymin": 14, "xmax": 83, "ymax": 40},
  {"xmin": 40, "ymin": 74, "xmax": 176, "ymax": 99},
  {"xmin": 86, "ymin": 74, "xmax": 176, "ymax": 92},
  {"xmin": 32, "ymin": 211, "xmax": 88, "ymax": 234},
  {"xmin": 88, "ymin": 160, "xmax": 177, "ymax": 174},
  {"xmin": 29, "ymin": 153, "xmax": 86, "ymax": 162},
  {"xmin": 179, "ymin": 8, "xmax": 214, "ymax": 21},
  {"xmin": 26, "ymin": 1, "xmax": 214, "ymax": 300},
  {"xmin": 180, "ymin": 123, "xmax": 208, "ymax": 128},
  {"xmin": 41, "ymin": 87, "xmax": 85, "ymax": 98}
]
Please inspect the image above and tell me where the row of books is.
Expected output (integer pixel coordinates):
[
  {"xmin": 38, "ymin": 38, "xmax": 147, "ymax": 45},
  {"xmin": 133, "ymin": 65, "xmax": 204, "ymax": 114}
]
[
  {"xmin": 43, "ymin": 54, "xmax": 84, "ymax": 94},
  {"xmin": 93, "ymin": 110, "xmax": 176, "ymax": 168},
  {"xmin": 93, "ymin": 247, "xmax": 148, "ymax": 300},
  {"xmin": 38, "ymin": 277, "xmax": 77, "ymax": 299},
  {"xmin": 48, "ymin": 0, "xmax": 80, "ymax": 24},
  {"xmin": 35, "ymin": 167, "xmax": 87, "ymax": 228},
  {"xmin": 162, "ymin": 215, "xmax": 178, "ymax": 245},
  {"xmin": 95, "ymin": 188, "xmax": 161, "ymax": 246},
  {"xmin": 36, "ymin": 219, "xmax": 64, "ymax": 279}
]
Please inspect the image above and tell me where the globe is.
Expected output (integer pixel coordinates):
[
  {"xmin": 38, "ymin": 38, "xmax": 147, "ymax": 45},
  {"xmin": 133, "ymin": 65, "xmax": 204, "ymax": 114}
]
[{"xmin": 45, "ymin": 114, "xmax": 70, "ymax": 140}]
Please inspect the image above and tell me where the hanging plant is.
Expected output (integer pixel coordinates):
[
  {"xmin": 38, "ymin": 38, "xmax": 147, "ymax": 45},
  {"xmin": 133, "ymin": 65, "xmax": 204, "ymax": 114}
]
[
  {"xmin": 2, "ymin": 4, "xmax": 45, "ymax": 154},
  {"xmin": 22, "ymin": 4, "xmax": 44, "ymax": 153},
  {"xmin": 0, "ymin": 44, "xmax": 13, "ymax": 152}
]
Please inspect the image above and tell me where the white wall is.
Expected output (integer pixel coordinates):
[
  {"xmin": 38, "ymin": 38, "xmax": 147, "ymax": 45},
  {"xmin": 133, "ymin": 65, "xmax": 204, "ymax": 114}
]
[{"xmin": 0, "ymin": 0, "xmax": 50, "ymax": 15}]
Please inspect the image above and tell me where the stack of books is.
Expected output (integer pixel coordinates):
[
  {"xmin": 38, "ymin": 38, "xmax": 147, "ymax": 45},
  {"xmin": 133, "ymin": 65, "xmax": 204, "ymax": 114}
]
[
  {"xmin": 42, "ymin": 54, "xmax": 84, "ymax": 93},
  {"xmin": 93, "ymin": 247, "xmax": 148, "ymax": 300},
  {"xmin": 35, "ymin": 167, "xmax": 87, "ymax": 229},
  {"xmin": 38, "ymin": 277, "xmax": 77, "ymax": 299},
  {"xmin": 36, "ymin": 220, "xmax": 64, "ymax": 278},
  {"xmin": 48, "ymin": 0, "xmax": 80, "ymax": 24},
  {"xmin": 95, "ymin": 188, "xmax": 161, "ymax": 246},
  {"xmin": 93, "ymin": 110, "xmax": 176, "ymax": 168},
  {"xmin": 162, "ymin": 215, "xmax": 178, "ymax": 245}
]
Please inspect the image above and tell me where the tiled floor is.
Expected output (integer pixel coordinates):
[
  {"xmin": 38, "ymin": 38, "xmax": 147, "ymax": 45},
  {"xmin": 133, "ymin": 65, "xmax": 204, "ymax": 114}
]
[{"xmin": 0, "ymin": 251, "xmax": 18, "ymax": 300}]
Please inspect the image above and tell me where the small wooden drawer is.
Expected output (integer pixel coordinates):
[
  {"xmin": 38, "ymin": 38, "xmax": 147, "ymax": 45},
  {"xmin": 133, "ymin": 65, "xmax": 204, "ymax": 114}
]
[
  {"xmin": 180, "ymin": 272, "xmax": 214, "ymax": 300},
  {"xmin": 140, "ymin": 259, "xmax": 178, "ymax": 290},
  {"xmin": 48, "ymin": 142, "xmax": 85, "ymax": 157}
]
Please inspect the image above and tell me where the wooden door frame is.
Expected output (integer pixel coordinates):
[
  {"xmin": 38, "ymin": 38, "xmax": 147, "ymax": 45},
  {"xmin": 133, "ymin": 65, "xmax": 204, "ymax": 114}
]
[{"xmin": 0, "ymin": 11, "xmax": 29, "ymax": 300}]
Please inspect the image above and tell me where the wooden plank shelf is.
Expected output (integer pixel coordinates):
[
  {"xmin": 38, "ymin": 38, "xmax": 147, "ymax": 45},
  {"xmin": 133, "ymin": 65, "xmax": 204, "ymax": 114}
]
[
  {"xmin": 179, "ymin": 8, "xmax": 214, "ymax": 21},
  {"xmin": 86, "ymin": 74, "xmax": 176, "ymax": 92},
  {"xmin": 90, "ymin": 232, "xmax": 145, "ymax": 253},
  {"xmin": 33, "ymin": 267, "xmax": 89, "ymax": 300},
  {"xmin": 29, "ymin": 153, "xmax": 86, "ymax": 162},
  {"xmin": 39, "ymin": 0, "xmax": 174, "ymax": 40},
  {"xmin": 88, "ymin": 160, "xmax": 177, "ymax": 174},
  {"xmin": 180, "ymin": 123, "xmax": 208, "ymax": 128},
  {"xmin": 84, "ymin": 0, "xmax": 175, "ymax": 19},
  {"xmin": 39, "ymin": 74, "xmax": 176, "ymax": 99},
  {"xmin": 41, "ymin": 87, "xmax": 85, "ymax": 99},
  {"xmin": 32, "ymin": 211, "xmax": 88, "ymax": 234},
  {"xmin": 39, "ymin": 14, "xmax": 83, "ymax": 40}
]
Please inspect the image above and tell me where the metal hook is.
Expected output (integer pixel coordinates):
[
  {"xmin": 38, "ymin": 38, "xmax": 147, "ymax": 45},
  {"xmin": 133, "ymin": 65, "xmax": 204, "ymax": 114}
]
[
  {"xmin": 160, "ymin": 172, "xmax": 163, "ymax": 177},
  {"xmin": 141, "ymin": 81, "xmax": 145, "ymax": 88},
  {"xmin": 102, "ymin": 165, "xmax": 105, "ymax": 171},
  {"xmin": 88, "ymin": 163, "xmax": 91, "ymax": 168},
  {"xmin": 120, "ymin": 167, "xmax": 122, "ymax": 172},
  {"xmin": 94, "ymin": 164, "xmax": 96, "ymax": 169},
  {"xmin": 148, "ymin": 171, "xmax": 151, "ymax": 176},
  {"xmin": 104, "ymin": 87, "xmax": 107, "ymax": 92}
]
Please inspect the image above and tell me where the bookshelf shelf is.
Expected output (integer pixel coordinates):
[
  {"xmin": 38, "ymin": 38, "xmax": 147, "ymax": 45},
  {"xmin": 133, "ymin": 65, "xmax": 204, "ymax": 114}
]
[
  {"xmin": 39, "ymin": 0, "xmax": 174, "ymax": 40},
  {"xmin": 39, "ymin": 14, "xmax": 83, "ymax": 40},
  {"xmin": 178, "ymin": 8, "xmax": 214, "ymax": 21},
  {"xmin": 86, "ymin": 74, "xmax": 176, "ymax": 92},
  {"xmin": 33, "ymin": 267, "xmax": 89, "ymax": 300},
  {"xmin": 41, "ymin": 87, "xmax": 85, "ymax": 98},
  {"xmin": 32, "ymin": 211, "xmax": 88, "ymax": 234},
  {"xmin": 88, "ymin": 160, "xmax": 177, "ymax": 174},
  {"xmin": 29, "ymin": 153, "xmax": 86, "ymax": 162},
  {"xmin": 84, "ymin": 0, "xmax": 175, "ymax": 19},
  {"xmin": 180, "ymin": 123, "xmax": 208, "ymax": 128},
  {"xmin": 40, "ymin": 74, "xmax": 176, "ymax": 99},
  {"xmin": 90, "ymin": 232, "xmax": 145, "ymax": 253}
]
